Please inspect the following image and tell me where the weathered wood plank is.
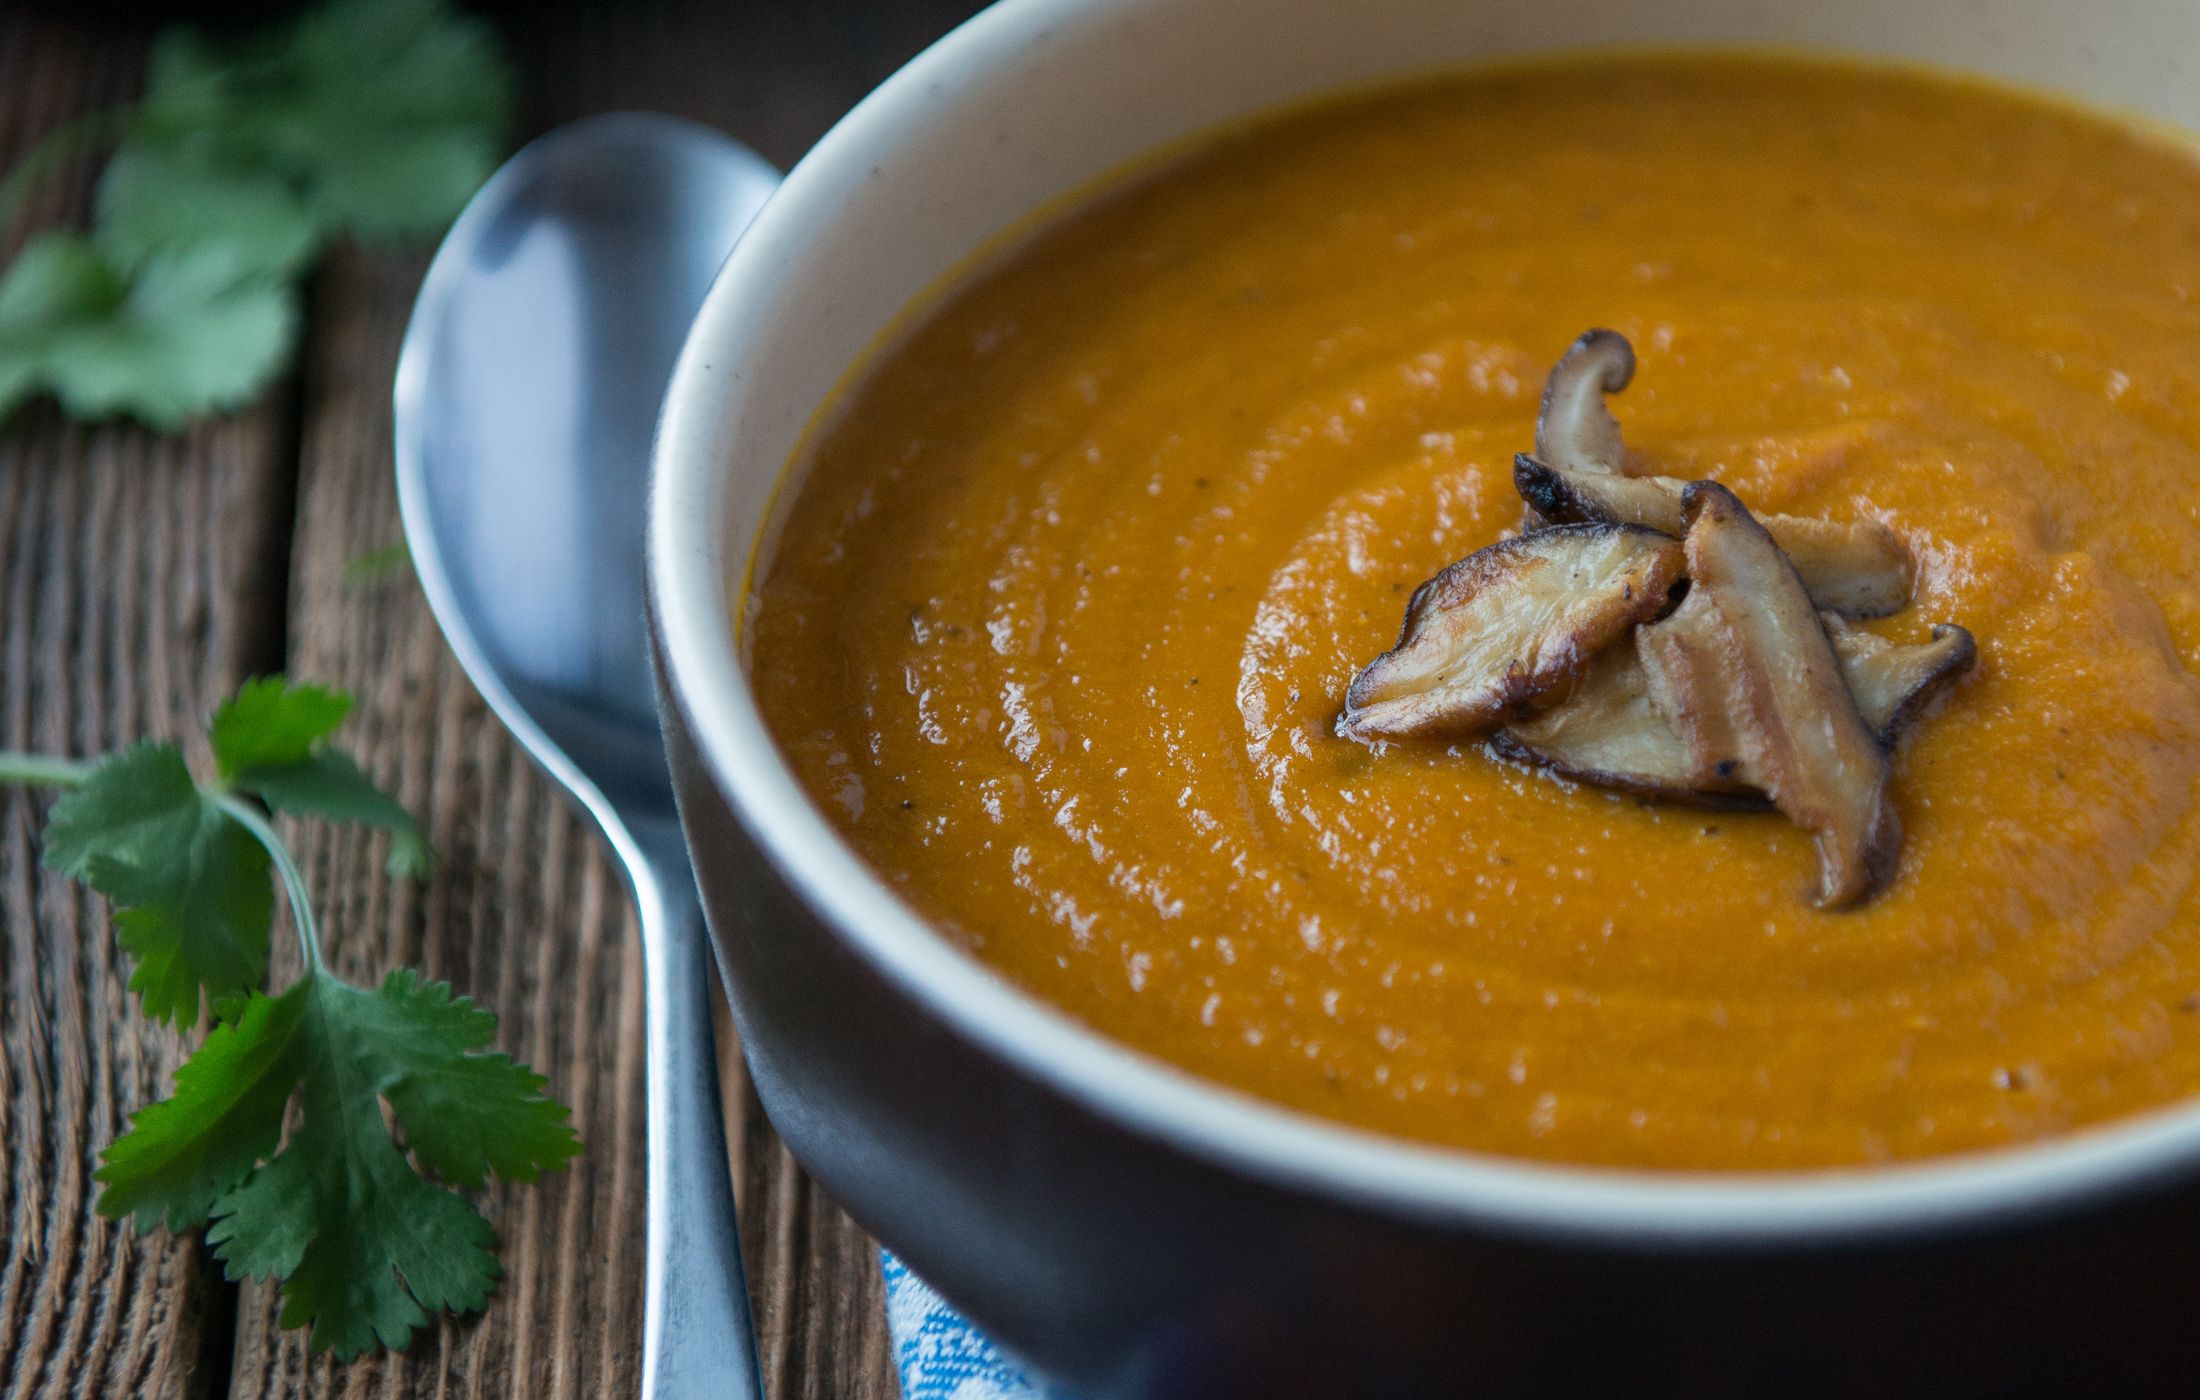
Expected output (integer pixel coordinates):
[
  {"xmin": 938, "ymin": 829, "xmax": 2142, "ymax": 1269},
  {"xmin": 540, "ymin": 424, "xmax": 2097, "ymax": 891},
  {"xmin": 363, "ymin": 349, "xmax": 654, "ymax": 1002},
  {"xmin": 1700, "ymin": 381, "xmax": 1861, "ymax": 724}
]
[{"xmin": 0, "ymin": 12, "xmax": 293, "ymax": 1398}]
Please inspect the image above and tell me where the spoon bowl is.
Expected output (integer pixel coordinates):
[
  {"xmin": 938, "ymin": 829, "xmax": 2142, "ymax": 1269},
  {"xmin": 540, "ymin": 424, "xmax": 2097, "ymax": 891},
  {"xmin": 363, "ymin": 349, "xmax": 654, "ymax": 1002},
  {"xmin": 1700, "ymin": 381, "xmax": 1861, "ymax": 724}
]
[{"xmin": 394, "ymin": 111, "xmax": 779, "ymax": 1400}]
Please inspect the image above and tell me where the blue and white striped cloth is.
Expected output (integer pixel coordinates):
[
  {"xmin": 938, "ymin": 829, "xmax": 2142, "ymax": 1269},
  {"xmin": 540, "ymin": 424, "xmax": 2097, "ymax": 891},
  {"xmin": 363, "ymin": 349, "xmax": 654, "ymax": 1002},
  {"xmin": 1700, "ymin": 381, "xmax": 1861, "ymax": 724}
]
[{"xmin": 882, "ymin": 1253, "xmax": 1075, "ymax": 1400}]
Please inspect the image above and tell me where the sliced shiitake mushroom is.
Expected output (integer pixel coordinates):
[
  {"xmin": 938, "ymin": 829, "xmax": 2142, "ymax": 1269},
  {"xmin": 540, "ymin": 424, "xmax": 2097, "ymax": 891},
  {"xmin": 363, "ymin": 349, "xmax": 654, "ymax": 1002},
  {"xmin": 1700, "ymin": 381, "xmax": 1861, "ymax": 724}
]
[
  {"xmin": 1644, "ymin": 481, "xmax": 1901, "ymax": 908},
  {"xmin": 1515, "ymin": 448, "xmax": 1678, "ymax": 535},
  {"xmin": 1500, "ymin": 617, "xmax": 1976, "ymax": 802},
  {"xmin": 1514, "ymin": 453, "xmax": 1910, "ymax": 617},
  {"xmin": 1352, "ymin": 330, "xmax": 1967, "ymax": 907},
  {"xmin": 1519, "ymin": 327, "xmax": 1913, "ymax": 617},
  {"xmin": 1339, "ymin": 524, "xmax": 1685, "ymax": 742},
  {"xmin": 1767, "ymin": 517, "xmax": 1913, "ymax": 619},
  {"xmin": 1825, "ymin": 615, "xmax": 1978, "ymax": 745},
  {"xmin": 1635, "ymin": 584, "xmax": 1756, "ymax": 794},
  {"xmin": 1490, "ymin": 645, "xmax": 1769, "ymax": 808}
]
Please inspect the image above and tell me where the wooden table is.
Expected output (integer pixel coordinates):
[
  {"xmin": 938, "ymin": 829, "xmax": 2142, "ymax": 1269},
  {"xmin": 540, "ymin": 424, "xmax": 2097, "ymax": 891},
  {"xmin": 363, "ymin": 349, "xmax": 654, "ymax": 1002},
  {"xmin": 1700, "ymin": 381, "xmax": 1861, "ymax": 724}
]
[{"xmin": 1, "ymin": 2, "xmax": 983, "ymax": 1393}]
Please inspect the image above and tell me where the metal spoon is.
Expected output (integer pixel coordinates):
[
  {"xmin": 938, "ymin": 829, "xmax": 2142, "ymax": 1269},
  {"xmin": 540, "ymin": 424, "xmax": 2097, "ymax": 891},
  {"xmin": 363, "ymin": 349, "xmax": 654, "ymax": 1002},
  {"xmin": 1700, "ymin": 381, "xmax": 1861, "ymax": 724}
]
[{"xmin": 393, "ymin": 112, "xmax": 779, "ymax": 1400}]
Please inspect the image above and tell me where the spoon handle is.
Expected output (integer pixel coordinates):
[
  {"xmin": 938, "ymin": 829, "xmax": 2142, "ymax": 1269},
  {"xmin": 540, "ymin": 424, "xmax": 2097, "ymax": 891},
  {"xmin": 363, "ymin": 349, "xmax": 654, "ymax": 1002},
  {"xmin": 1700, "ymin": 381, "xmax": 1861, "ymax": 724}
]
[{"xmin": 637, "ymin": 860, "xmax": 767, "ymax": 1400}]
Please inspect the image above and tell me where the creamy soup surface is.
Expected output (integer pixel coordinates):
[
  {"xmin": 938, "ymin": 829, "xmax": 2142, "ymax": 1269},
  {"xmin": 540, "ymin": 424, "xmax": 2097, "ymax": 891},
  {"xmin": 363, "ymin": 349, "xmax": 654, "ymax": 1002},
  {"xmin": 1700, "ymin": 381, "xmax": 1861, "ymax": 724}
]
[{"xmin": 748, "ymin": 57, "xmax": 2200, "ymax": 1170}]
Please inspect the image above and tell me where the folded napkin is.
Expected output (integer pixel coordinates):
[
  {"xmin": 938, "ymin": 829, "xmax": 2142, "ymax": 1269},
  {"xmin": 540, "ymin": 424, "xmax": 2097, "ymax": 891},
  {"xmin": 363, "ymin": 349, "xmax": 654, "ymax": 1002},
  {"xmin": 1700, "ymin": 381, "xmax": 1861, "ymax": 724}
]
[{"xmin": 884, "ymin": 1253, "xmax": 1072, "ymax": 1400}]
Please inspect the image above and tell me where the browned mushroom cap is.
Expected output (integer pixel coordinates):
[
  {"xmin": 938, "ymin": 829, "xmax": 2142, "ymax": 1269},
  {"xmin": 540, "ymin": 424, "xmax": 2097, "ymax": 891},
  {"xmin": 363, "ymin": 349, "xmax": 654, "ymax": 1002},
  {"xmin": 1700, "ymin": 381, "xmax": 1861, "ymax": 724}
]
[
  {"xmin": 1825, "ymin": 615, "xmax": 1979, "ymax": 745},
  {"xmin": 1641, "ymin": 482, "xmax": 1900, "ymax": 908},
  {"xmin": 1515, "ymin": 453, "xmax": 1911, "ymax": 618},
  {"xmin": 1491, "ymin": 645, "xmax": 1770, "ymax": 808},
  {"xmin": 1339, "ymin": 524, "xmax": 1685, "ymax": 742}
]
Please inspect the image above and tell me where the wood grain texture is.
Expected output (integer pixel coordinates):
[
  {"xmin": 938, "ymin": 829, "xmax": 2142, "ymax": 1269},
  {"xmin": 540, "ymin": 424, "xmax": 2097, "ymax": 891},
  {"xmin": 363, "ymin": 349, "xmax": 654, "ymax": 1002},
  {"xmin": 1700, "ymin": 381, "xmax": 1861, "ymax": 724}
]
[{"xmin": 0, "ymin": 12, "xmax": 290, "ymax": 1399}]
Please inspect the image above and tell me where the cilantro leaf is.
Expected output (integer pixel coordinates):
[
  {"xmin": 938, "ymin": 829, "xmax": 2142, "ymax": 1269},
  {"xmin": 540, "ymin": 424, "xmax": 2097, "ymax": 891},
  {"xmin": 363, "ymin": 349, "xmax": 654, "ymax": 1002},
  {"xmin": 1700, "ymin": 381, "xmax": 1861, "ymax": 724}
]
[
  {"xmin": 96, "ymin": 985, "xmax": 308, "ymax": 1232},
  {"xmin": 44, "ymin": 742, "xmax": 272, "ymax": 1026},
  {"xmin": 105, "ymin": 822, "xmax": 275, "ymax": 1029},
  {"xmin": 211, "ymin": 676, "xmax": 354, "ymax": 778},
  {"xmin": 188, "ymin": 972, "xmax": 577, "ymax": 1358},
  {"xmin": 215, "ymin": 1110, "xmax": 501, "ymax": 1360},
  {"xmin": 41, "ymin": 742, "xmax": 200, "ymax": 877},
  {"xmin": 0, "ymin": 232, "xmax": 122, "ymax": 327},
  {"xmin": 210, "ymin": 677, "xmax": 432, "ymax": 879},
  {"xmin": 95, "ymin": 145, "xmax": 319, "ymax": 277},
  {"xmin": 0, "ymin": 0, "xmax": 513, "ymax": 430},
  {"xmin": 38, "ymin": 244, "xmax": 297, "ymax": 425},
  {"xmin": 0, "ymin": 234, "xmax": 124, "ymax": 416},
  {"xmin": 238, "ymin": 751, "xmax": 434, "ymax": 880},
  {"xmin": 136, "ymin": 0, "xmax": 513, "ymax": 242},
  {"xmin": 0, "ymin": 234, "xmax": 296, "ymax": 427},
  {"xmin": 347, "ymin": 969, "xmax": 579, "ymax": 1188},
  {"xmin": 13, "ymin": 671, "xmax": 573, "ymax": 1359}
]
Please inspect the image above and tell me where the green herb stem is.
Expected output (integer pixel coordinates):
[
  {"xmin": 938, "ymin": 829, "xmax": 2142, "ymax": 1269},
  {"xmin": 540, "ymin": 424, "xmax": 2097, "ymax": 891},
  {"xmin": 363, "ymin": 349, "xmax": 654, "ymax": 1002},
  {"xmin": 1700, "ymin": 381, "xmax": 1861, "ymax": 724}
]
[
  {"xmin": 0, "ymin": 751, "xmax": 90, "ymax": 787},
  {"xmin": 217, "ymin": 793, "xmax": 324, "ymax": 976}
]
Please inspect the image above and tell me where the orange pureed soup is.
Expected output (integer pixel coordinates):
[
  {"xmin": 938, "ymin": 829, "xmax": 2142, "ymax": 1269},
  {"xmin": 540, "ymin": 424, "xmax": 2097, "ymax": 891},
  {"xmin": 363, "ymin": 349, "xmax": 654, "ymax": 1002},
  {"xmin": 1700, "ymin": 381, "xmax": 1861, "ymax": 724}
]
[{"xmin": 748, "ymin": 56, "xmax": 2200, "ymax": 1170}]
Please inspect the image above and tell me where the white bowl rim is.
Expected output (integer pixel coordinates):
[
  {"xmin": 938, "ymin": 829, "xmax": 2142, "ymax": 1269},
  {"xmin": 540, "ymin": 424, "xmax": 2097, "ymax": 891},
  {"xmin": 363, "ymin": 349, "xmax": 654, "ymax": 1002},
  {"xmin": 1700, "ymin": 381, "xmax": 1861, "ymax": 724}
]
[{"xmin": 648, "ymin": 0, "xmax": 2200, "ymax": 1244}]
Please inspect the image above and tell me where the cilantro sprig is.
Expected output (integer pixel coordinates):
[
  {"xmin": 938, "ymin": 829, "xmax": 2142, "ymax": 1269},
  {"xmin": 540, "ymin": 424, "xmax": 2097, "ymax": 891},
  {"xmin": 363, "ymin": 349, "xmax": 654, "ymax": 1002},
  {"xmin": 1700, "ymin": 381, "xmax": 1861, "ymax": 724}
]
[
  {"xmin": 0, "ymin": 0, "xmax": 513, "ymax": 428},
  {"xmin": 0, "ymin": 677, "xmax": 579, "ymax": 1358}
]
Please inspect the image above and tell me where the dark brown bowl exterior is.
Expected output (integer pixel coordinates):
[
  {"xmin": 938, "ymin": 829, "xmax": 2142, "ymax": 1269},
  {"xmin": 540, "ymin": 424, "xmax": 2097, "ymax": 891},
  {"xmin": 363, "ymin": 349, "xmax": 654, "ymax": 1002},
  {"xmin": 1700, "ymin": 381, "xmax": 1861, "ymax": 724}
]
[{"xmin": 656, "ymin": 661, "xmax": 2200, "ymax": 1399}]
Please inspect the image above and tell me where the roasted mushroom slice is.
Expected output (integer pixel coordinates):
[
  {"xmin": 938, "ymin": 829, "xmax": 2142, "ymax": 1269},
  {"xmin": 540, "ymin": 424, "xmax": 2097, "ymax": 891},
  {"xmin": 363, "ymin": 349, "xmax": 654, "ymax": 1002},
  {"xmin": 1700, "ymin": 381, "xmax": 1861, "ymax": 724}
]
[
  {"xmin": 1513, "ymin": 450, "xmax": 1682, "ymax": 533},
  {"xmin": 1635, "ymin": 583, "xmax": 1755, "ymax": 792},
  {"xmin": 1642, "ymin": 482, "xmax": 1900, "ymax": 908},
  {"xmin": 1825, "ymin": 616, "xmax": 1978, "ymax": 745},
  {"xmin": 1515, "ymin": 453, "xmax": 1911, "ymax": 618},
  {"xmin": 1521, "ymin": 329, "xmax": 1669, "ymax": 533},
  {"xmin": 1768, "ymin": 516, "xmax": 1912, "ymax": 619},
  {"xmin": 1491, "ymin": 646, "xmax": 1769, "ymax": 808},
  {"xmin": 1496, "ymin": 615, "xmax": 1976, "ymax": 805},
  {"xmin": 1339, "ymin": 524, "xmax": 1684, "ymax": 742},
  {"xmin": 1521, "ymin": 327, "xmax": 1912, "ymax": 616}
]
